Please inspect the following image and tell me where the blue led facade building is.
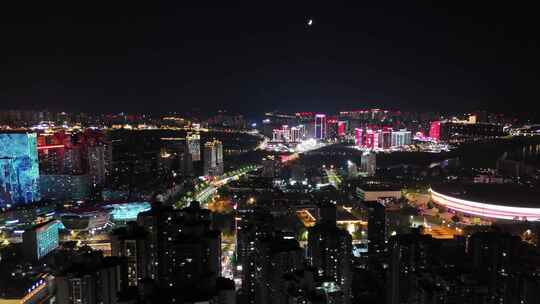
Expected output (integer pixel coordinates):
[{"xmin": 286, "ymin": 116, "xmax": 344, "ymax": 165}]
[
  {"xmin": 0, "ymin": 132, "xmax": 40, "ymax": 207},
  {"xmin": 105, "ymin": 202, "xmax": 151, "ymax": 222},
  {"xmin": 23, "ymin": 220, "xmax": 61, "ymax": 261}
]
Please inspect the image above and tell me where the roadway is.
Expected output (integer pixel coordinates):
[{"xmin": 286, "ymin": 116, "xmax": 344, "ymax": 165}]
[
  {"xmin": 324, "ymin": 169, "xmax": 342, "ymax": 189},
  {"xmin": 193, "ymin": 165, "xmax": 260, "ymax": 206}
]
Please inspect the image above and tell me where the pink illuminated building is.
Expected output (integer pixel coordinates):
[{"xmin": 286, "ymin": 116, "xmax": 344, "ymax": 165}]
[
  {"xmin": 314, "ymin": 114, "xmax": 327, "ymax": 139},
  {"xmin": 337, "ymin": 121, "xmax": 346, "ymax": 137},
  {"xmin": 355, "ymin": 128, "xmax": 363, "ymax": 146},
  {"xmin": 429, "ymin": 121, "xmax": 441, "ymax": 140},
  {"xmin": 355, "ymin": 126, "xmax": 394, "ymax": 149}
]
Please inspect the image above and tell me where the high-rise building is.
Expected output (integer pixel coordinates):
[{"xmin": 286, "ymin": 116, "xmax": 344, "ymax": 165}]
[
  {"xmin": 355, "ymin": 128, "xmax": 364, "ymax": 146},
  {"xmin": 37, "ymin": 144, "xmax": 66, "ymax": 174},
  {"xmin": 468, "ymin": 231, "xmax": 522, "ymax": 301},
  {"xmin": 387, "ymin": 232, "xmax": 431, "ymax": 304},
  {"xmin": 87, "ymin": 145, "xmax": 107, "ymax": 186},
  {"xmin": 23, "ymin": 220, "xmax": 62, "ymax": 261},
  {"xmin": 187, "ymin": 132, "xmax": 201, "ymax": 161},
  {"xmin": 178, "ymin": 151, "xmax": 194, "ymax": 176},
  {"xmin": 378, "ymin": 127, "xmax": 392, "ymax": 149},
  {"xmin": 338, "ymin": 121, "xmax": 347, "ymax": 137},
  {"xmin": 391, "ymin": 129, "xmax": 412, "ymax": 147},
  {"xmin": 249, "ymin": 236, "xmax": 304, "ymax": 304},
  {"xmin": 203, "ymin": 142, "xmax": 217, "ymax": 176},
  {"xmin": 262, "ymin": 155, "xmax": 281, "ymax": 178},
  {"xmin": 136, "ymin": 201, "xmax": 221, "ymax": 294},
  {"xmin": 307, "ymin": 203, "xmax": 352, "ymax": 304},
  {"xmin": 326, "ymin": 119, "xmax": 339, "ymax": 139},
  {"xmin": 0, "ymin": 132, "xmax": 40, "ymax": 207},
  {"xmin": 315, "ymin": 114, "xmax": 327, "ymax": 140},
  {"xmin": 40, "ymin": 174, "xmax": 90, "ymax": 201},
  {"xmin": 290, "ymin": 126, "xmax": 300, "ymax": 142},
  {"xmin": 347, "ymin": 160, "xmax": 358, "ymax": 178},
  {"xmin": 360, "ymin": 151, "xmax": 376, "ymax": 176},
  {"xmin": 429, "ymin": 121, "xmax": 441, "ymax": 141},
  {"xmin": 203, "ymin": 140, "xmax": 224, "ymax": 176},
  {"xmin": 111, "ymin": 223, "xmax": 148, "ymax": 287},
  {"xmin": 55, "ymin": 252, "xmax": 127, "ymax": 304},
  {"xmin": 364, "ymin": 128, "xmax": 376, "ymax": 149},
  {"xmin": 237, "ymin": 211, "xmax": 276, "ymax": 304},
  {"xmin": 216, "ymin": 140, "xmax": 223, "ymax": 165},
  {"xmin": 363, "ymin": 201, "xmax": 386, "ymax": 254}
]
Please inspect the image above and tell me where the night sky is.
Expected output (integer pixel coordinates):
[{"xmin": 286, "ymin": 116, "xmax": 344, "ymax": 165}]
[{"xmin": 1, "ymin": 2, "xmax": 538, "ymax": 114}]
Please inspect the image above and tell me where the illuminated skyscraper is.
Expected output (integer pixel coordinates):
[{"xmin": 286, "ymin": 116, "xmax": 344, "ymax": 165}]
[
  {"xmin": 355, "ymin": 128, "xmax": 364, "ymax": 146},
  {"xmin": 0, "ymin": 132, "xmax": 40, "ymax": 207},
  {"xmin": 315, "ymin": 114, "xmax": 327, "ymax": 139},
  {"xmin": 363, "ymin": 201, "xmax": 386, "ymax": 254},
  {"xmin": 337, "ymin": 121, "xmax": 347, "ymax": 137},
  {"xmin": 203, "ymin": 140, "xmax": 223, "ymax": 176},
  {"xmin": 308, "ymin": 203, "xmax": 352, "ymax": 304},
  {"xmin": 290, "ymin": 126, "xmax": 300, "ymax": 142},
  {"xmin": 203, "ymin": 142, "xmax": 216, "ymax": 176},
  {"xmin": 23, "ymin": 220, "xmax": 61, "ymax": 261},
  {"xmin": 361, "ymin": 151, "xmax": 376, "ymax": 176},
  {"xmin": 377, "ymin": 127, "xmax": 392, "ymax": 149},
  {"xmin": 429, "ymin": 121, "xmax": 441, "ymax": 141},
  {"xmin": 391, "ymin": 129, "xmax": 412, "ymax": 147},
  {"xmin": 136, "ymin": 201, "xmax": 221, "ymax": 296},
  {"xmin": 186, "ymin": 132, "xmax": 201, "ymax": 161},
  {"xmin": 87, "ymin": 145, "xmax": 107, "ymax": 186},
  {"xmin": 365, "ymin": 128, "xmax": 376, "ymax": 149}
]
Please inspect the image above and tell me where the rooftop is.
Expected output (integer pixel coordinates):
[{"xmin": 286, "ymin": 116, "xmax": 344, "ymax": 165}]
[{"xmin": 431, "ymin": 183, "xmax": 540, "ymax": 208}]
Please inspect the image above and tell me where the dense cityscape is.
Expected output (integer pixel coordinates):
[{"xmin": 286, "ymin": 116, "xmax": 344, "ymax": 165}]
[
  {"xmin": 2, "ymin": 3, "xmax": 540, "ymax": 304},
  {"xmin": 1, "ymin": 108, "xmax": 540, "ymax": 304}
]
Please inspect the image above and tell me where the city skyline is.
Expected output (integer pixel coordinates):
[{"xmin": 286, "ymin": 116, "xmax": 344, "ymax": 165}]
[{"xmin": 2, "ymin": 4, "xmax": 540, "ymax": 304}]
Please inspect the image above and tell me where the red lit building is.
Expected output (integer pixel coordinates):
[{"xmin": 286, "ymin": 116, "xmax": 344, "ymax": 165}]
[
  {"xmin": 429, "ymin": 121, "xmax": 441, "ymax": 140},
  {"xmin": 355, "ymin": 126, "xmax": 393, "ymax": 149},
  {"xmin": 337, "ymin": 121, "xmax": 347, "ymax": 137},
  {"xmin": 355, "ymin": 128, "xmax": 364, "ymax": 146}
]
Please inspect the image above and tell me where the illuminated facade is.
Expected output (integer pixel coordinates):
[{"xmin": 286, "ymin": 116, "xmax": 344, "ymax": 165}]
[
  {"xmin": 337, "ymin": 121, "xmax": 347, "ymax": 137},
  {"xmin": 314, "ymin": 114, "xmax": 327, "ymax": 139},
  {"xmin": 360, "ymin": 151, "xmax": 376, "ymax": 176},
  {"xmin": 186, "ymin": 132, "xmax": 201, "ymax": 161},
  {"xmin": 40, "ymin": 174, "xmax": 90, "ymax": 201},
  {"xmin": 272, "ymin": 125, "xmax": 305, "ymax": 142},
  {"xmin": 391, "ymin": 129, "xmax": 412, "ymax": 147},
  {"xmin": 430, "ymin": 188, "xmax": 540, "ymax": 221},
  {"xmin": 105, "ymin": 201, "xmax": 151, "ymax": 222},
  {"xmin": 379, "ymin": 127, "xmax": 392, "ymax": 149},
  {"xmin": 355, "ymin": 128, "xmax": 363, "ymax": 146},
  {"xmin": 429, "ymin": 121, "xmax": 441, "ymax": 140},
  {"xmin": 355, "ymin": 127, "xmax": 401, "ymax": 149},
  {"xmin": 23, "ymin": 220, "xmax": 61, "ymax": 261},
  {"xmin": 203, "ymin": 140, "xmax": 223, "ymax": 176},
  {"xmin": 0, "ymin": 132, "xmax": 40, "ymax": 207}
]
